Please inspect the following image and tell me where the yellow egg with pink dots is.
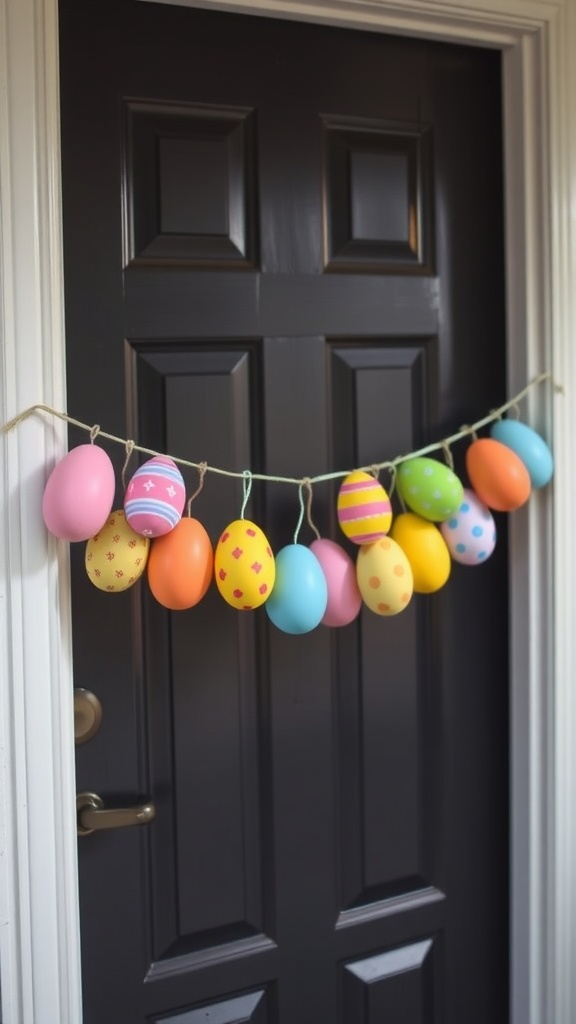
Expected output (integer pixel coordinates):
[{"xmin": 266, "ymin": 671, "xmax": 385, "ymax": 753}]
[
  {"xmin": 85, "ymin": 509, "xmax": 150, "ymax": 592},
  {"xmin": 356, "ymin": 536, "xmax": 413, "ymax": 616},
  {"xmin": 214, "ymin": 520, "xmax": 275, "ymax": 610}
]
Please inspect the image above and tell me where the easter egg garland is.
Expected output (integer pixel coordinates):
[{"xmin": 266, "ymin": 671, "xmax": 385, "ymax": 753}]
[{"xmin": 3, "ymin": 372, "xmax": 555, "ymax": 632}]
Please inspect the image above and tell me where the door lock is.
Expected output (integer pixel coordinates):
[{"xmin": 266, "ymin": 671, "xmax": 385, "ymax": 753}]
[
  {"xmin": 77, "ymin": 791, "xmax": 156, "ymax": 837},
  {"xmin": 74, "ymin": 689, "xmax": 103, "ymax": 745}
]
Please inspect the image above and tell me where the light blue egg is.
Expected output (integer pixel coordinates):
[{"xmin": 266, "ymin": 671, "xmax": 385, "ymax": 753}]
[
  {"xmin": 265, "ymin": 544, "xmax": 328, "ymax": 635},
  {"xmin": 490, "ymin": 418, "xmax": 553, "ymax": 489}
]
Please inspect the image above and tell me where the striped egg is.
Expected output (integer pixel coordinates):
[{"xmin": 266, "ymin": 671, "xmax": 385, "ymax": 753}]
[
  {"xmin": 337, "ymin": 470, "xmax": 392, "ymax": 545},
  {"xmin": 124, "ymin": 455, "xmax": 186, "ymax": 537}
]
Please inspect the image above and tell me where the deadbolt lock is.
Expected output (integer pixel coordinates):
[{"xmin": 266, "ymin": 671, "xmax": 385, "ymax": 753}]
[{"xmin": 74, "ymin": 689, "xmax": 103, "ymax": 745}]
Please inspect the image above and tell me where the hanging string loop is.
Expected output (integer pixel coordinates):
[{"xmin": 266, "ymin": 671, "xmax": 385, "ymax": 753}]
[
  {"xmin": 240, "ymin": 470, "xmax": 253, "ymax": 520},
  {"xmin": 187, "ymin": 461, "xmax": 208, "ymax": 515}
]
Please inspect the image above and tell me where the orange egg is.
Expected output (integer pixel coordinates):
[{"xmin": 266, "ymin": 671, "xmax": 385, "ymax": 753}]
[
  {"xmin": 466, "ymin": 438, "xmax": 531, "ymax": 511},
  {"xmin": 147, "ymin": 517, "xmax": 213, "ymax": 610}
]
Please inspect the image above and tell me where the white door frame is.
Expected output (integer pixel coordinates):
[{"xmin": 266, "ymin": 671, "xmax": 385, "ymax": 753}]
[{"xmin": 0, "ymin": 1, "xmax": 574, "ymax": 1022}]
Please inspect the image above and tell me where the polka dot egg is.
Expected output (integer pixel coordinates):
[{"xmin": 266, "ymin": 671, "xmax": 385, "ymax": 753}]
[
  {"xmin": 124, "ymin": 455, "xmax": 186, "ymax": 537},
  {"xmin": 85, "ymin": 509, "xmax": 150, "ymax": 592},
  {"xmin": 440, "ymin": 488, "xmax": 497, "ymax": 565},
  {"xmin": 215, "ymin": 519, "xmax": 275, "ymax": 610},
  {"xmin": 356, "ymin": 537, "xmax": 413, "ymax": 616},
  {"xmin": 396, "ymin": 457, "xmax": 463, "ymax": 522}
]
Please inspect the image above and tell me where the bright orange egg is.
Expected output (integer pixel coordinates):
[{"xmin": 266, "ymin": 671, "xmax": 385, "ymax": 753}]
[
  {"xmin": 147, "ymin": 517, "xmax": 213, "ymax": 610},
  {"xmin": 466, "ymin": 438, "xmax": 531, "ymax": 511}
]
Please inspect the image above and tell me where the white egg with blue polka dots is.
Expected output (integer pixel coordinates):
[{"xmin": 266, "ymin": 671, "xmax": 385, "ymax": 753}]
[{"xmin": 440, "ymin": 488, "xmax": 497, "ymax": 565}]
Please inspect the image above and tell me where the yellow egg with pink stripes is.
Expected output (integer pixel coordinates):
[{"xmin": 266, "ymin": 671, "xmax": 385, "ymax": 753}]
[{"xmin": 337, "ymin": 470, "xmax": 392, "ymax": 545}]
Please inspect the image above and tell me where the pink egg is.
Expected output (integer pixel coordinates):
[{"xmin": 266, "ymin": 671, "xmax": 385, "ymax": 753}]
[
  {"xmin": 310, "ymin": 538, "xmax": 362, "ymax": 627},
  {"xmin": 42, "ymin": 444, "xmax": 116, "ymax": 542},
  {"xmin": 124, "ymin": 455, "xmax": 185, "ymax": 537}
]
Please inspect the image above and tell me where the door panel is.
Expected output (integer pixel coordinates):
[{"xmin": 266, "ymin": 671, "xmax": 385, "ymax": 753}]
[{"xmin": 58, "ymin": 3, "xmax": 508, "ymax": 1022}]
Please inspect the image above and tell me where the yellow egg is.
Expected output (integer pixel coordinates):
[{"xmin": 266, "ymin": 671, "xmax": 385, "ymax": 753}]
[
  {"xmin": 337, "ymin": 470, "xmax": 392, "ymax": 544},
  {"xmin": 214, "ymin": 519, "xmax": 275, "ymax": 610},
  {"xmin": 85, "ymin": 509, "xmax": 150, "ymax": 592},
  {"xmin": 356, "ymin": 537, "xmax": 413, "ymax": 615},
  {"xmin": 391, "ymin": 512, "xmax": 451, "ymax": 594}
]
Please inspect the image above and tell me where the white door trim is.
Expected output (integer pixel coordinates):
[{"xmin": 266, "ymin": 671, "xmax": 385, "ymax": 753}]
[{"xmin": 1, "ymin": 1, "xmax": 574, "ymax": 1022}]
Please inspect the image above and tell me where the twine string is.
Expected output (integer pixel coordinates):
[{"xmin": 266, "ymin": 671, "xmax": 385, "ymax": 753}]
[
  {"xmin": 187, "ymin": 461, "xmax": 208, "ymax": 516},
  {"xmin": 121, "ymin": 440, "xmax": 135, "ymax": 490},
  {"xmin": 441, "ymin": 442, "xmax": 454, "ymax": 471},
  {"xmin": 384, "ymin": 463, "xmax": 398, "ymax": 498},
  {"xmin": 304, "ymin": 478, "xmax": 321, "ymax": 541},
  {"xmin": 0, "ymin": 371, "xmax": 557, "ymax": 488}
]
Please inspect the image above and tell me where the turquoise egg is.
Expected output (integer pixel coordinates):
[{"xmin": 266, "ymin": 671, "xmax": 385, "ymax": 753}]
[
  {"xmin": 266, "ymin": 544, "xmax": 328, "ymax": 635},
  {"xmin": 396, "ymin": 457, "xmax": 464, "ymax": 522},
  {"xmin": 490, "ymin": 419, "xmax": 553, "ymax": 489}
]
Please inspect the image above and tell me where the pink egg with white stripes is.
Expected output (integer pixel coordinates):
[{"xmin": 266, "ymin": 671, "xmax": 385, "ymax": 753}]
[
  {"xmin": 124, "ymin": 456, "xmax": 185, "ymax": 537},
  {"xmin": 440, "ymin": 488, "xmax": 497, "ymax": 565}
]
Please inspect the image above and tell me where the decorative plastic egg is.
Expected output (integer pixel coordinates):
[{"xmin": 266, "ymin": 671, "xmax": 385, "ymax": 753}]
[
  {"xmin": 440, "ymin": 488, "xmax": 497, "ymax": 565},
  {"xmin": 309, "ymin": 538, "xmax": 362, "ymax": 627},
  {"xmin": 466, "ymin": 438, "xmax": 531, "ymax": 511},
  {"xmin": 214, "ymin": 519, "xmax": 275, "ymax": 610},
  {"xmin": 391, "ymin": 512, "xmax": 451, "ymax": 593},
  {"xmin": 266, "ymin": 544, "xmax": 328, "ymax": 634},
  {"xmin": 490, "ymin": 418, "xmax": 553, "ymax": 489},
  {"xmin": 147, "ymin": 517, "xmax": 213, "ymax": 610},
  {"xmin": 396, "ymin": 457, "xmax": 464, "ymax": 522},
  {"xmin": 356, "ymin": 537, "xmax": 413, "ymax": 616},
  {"xmin": 42, "ymin": 443, "xmax": 115, "ymax": 542},
  {"xmin": 337, "ymin": 470, "xmax": 392, "ymax": 544},
  {"xmin": 85, "ymin": 510, "xmax": 149, "ymax": 592},
  {"xmin": 124, "ymin": 455, "xmax": 186, "ymax": 537}
]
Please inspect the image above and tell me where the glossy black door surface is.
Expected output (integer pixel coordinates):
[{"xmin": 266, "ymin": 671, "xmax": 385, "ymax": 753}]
[{"xmin": 59, "ymin": 3, "xmax": 509, "ymax": 1021}]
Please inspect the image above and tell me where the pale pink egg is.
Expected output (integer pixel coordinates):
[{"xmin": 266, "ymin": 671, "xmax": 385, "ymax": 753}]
[
  {"xmin": 42, "ymin": 444, "xmax": 116, "ymax": 542},
  {"xmin": 310, "ymin": 538, "xmax": 362, "ymax": 627}
]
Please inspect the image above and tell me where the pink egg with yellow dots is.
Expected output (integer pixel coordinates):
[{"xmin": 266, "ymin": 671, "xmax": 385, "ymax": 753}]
[
  {"xmin": 440, "ymin": 488, "xmax": 497, "ymax": 565},
  {"xmin": 124, "ymin": 455, "xmax": 185, "ymax": 537},
  {"xmin": 214, "ymin": 520, "xmax": 275, "ymax": 610}
]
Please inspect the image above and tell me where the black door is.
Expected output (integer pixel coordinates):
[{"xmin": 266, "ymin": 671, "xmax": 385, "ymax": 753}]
[{"xmin": 59, "ymin": 3, "xmax": 509, "ymax": 1021}]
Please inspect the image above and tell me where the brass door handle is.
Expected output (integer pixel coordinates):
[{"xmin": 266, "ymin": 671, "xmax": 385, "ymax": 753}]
[{"xmin": 77, "ymin": 791, "xmax": 156, "ymax": 837}]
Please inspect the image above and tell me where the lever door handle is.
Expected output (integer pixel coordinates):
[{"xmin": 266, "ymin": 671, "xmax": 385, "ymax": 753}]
[{"xmin": 77, "ymin": 791, "xmax": 156, "ymax": 837}]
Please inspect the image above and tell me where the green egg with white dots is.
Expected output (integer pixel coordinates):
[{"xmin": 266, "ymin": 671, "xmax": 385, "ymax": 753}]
[{"xmin": 396, "ymin": 457, "xmax": 464, "ymax": 522}]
